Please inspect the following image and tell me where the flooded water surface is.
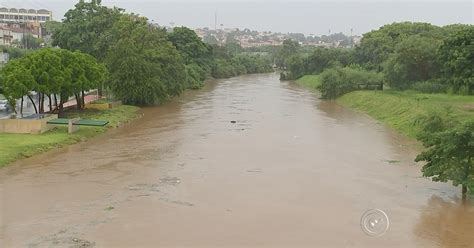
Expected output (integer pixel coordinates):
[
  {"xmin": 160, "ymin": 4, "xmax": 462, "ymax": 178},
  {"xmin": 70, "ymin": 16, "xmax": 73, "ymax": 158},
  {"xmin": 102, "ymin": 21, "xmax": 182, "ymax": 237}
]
[{"xmin": 1, "ymin": 73, "xmax": 473, "ymax": 247}]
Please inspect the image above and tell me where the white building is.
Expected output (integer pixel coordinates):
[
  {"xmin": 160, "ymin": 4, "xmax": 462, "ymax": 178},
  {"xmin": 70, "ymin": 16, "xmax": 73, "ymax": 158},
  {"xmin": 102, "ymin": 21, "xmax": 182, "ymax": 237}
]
[
  {"xmin": 0, "ymin": 24, "xmax": 40, "ymax": 46},
  {"xmin": 0, "ymin": 52, "xmax": 9, "ymax": 67},
  {"xmin": 0, "ymin": 28, "xmax": 13, "ymax": 46},
  {"xmin": 0, "ymin": 8, "xmax": 52, "ymax": 23}
]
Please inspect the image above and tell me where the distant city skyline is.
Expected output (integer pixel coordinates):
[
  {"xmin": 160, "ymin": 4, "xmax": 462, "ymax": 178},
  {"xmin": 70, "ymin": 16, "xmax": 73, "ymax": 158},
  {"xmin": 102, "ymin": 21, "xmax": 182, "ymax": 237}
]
[{"xmin": 0, "ymin": 0, "xmax": 472, "ymax": 36}]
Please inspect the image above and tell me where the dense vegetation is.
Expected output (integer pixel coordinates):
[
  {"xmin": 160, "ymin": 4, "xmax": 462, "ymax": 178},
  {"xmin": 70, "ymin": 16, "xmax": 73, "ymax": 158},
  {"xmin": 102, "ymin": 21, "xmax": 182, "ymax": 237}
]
[
  {"xmin": 318, "ymin": 66, "xmax": 383, "ymax": 99},
  {"xmin": 0, "ymin": 48, "xmax": 107, "ymax": 114},
  {"xmin": 283, "ymin": 22, "xmax": 473, "ymax": 98},
  {"xmin": 283, "ymin": 22, "xmax": 474, "ymax": 195}
]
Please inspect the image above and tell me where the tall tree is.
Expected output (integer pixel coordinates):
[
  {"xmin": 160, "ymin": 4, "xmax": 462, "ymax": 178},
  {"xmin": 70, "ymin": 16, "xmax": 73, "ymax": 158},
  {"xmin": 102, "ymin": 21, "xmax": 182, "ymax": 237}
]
[
  {"xmin": 383, "ymin": 35, "xmax": 441, "ymax": 89},
  {"xmin": 275, "ymin": 39, "xmax": 300, "ymax": 68},
  {"xmin": 52, "ymin": 0, "xmax": 123, "ymax": 61},
  {"xmin": 168, "ymin": 27, "xmax": 212, "ymax": 67},
  {"xmin": 21, "ymin": 34, "xmax": 43, "ymax": 49},
  {"xmin": 0, "ymin": 59, "xmax": 36, "ymax": 114},
  {"xmin": 106, "ymin": 15, "xmax": 187, "ymax": 105},
  {"xmin": 1, "ymin": 49, "xmax": 107, "ymax": 114},
  {"xmin": 415, "ymin": 114, "xmax": 474, "ymax": 197},
  {"xmin": 438, "ymin": 25, "xmax": 474, "ymax": 94},
  {"xmin": 356, "ymin": 22, "xmax": 442, "ymax": 70}
]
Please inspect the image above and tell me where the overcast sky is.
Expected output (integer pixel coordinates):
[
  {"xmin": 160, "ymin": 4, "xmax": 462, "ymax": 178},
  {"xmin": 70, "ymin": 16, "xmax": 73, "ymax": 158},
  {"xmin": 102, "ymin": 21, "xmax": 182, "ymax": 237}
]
[{"xmin": 1, "ymin": 0, "xmax": 472, "ymax": 35}]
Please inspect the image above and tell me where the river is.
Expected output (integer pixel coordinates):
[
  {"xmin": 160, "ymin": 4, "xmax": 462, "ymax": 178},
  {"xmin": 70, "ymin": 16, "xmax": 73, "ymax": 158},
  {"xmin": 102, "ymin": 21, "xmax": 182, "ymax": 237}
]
[{"xmin": 0, "ymin": 73, "xmax": 473, "ymax": 247}]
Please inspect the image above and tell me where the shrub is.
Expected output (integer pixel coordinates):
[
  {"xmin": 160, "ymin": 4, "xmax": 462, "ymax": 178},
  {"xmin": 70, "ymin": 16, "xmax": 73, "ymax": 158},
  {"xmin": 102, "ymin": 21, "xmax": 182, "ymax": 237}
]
[
  {"xmin": 412, "ymin": 80, "xmax": 448, "ymax": 93},
  {"xmin": 212, "ymin": 55, "xmax": 272, "ymax": 79},
  {"xmin": 319, "ymin": 67, "xmax": 383, "ymax": 99},
  {"xmin": 186, "ymin": 64, "xmax": 207, "ymax": 89}
]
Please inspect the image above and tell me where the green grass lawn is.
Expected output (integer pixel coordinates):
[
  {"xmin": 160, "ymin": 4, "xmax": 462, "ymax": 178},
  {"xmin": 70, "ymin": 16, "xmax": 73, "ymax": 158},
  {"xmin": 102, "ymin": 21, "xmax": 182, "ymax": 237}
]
[
  {"xmin": 296, "ymin": 75, "xmax": 322, "ymax": 90},
  {"xmin": 338, "ymin": 90, "xmax": 474, "ymax": 138},
  {"xmin": 0, "ymin": 105, "xmax": 140, "ymax": 167}
]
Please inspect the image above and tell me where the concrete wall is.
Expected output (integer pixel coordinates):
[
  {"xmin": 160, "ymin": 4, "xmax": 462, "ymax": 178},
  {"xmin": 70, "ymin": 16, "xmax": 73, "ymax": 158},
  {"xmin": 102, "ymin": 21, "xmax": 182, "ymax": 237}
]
[{"xmin": 0, "ymin": 114, "xmax": 58, "ymax": 134}]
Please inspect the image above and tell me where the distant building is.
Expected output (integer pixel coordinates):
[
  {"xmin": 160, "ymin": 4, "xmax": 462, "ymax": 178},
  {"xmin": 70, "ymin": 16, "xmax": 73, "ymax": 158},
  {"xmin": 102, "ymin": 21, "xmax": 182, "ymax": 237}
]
[
  {"xmin": 0, "ymin": 28, "xmax": 13, "ymax": 46},
  {"xmin": 0, "ymin": 51, "xmax": 9, "ymax": 67},
  {"xmin": 0, "ymin": 23, "xmax": 41, "ymax": 47},
  {"xmin": 0, "ymin": 8, "xmax": 48, "ymax": 47},
  {"xmin": 0, "ymin": 8, "xmax": 52, "ymax": 23},
  {"xmin": 352, "ymin": 36, "xmax": 362, "ymax": 45}
]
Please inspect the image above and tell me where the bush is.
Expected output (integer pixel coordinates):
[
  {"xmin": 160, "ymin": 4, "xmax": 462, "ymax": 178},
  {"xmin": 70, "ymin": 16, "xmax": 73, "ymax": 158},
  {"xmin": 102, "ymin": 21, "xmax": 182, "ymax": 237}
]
[
  {"xmin": 212, "ymin": 59, "xmax": 237, "ymax": 78},
  {"xmin": 412, "ymin": 80, "xmax": 448, "ymax": 93},
  {"xmin": 186, "ymin": 64, "xmax": 207, "ymax": 89},
  {"xmin": 212, "ymin": 54, "xmax": 273, "ymax": 79},
  {"xmin": 319, "ymin": 67, "xmax": 383, "ymax": 99}
]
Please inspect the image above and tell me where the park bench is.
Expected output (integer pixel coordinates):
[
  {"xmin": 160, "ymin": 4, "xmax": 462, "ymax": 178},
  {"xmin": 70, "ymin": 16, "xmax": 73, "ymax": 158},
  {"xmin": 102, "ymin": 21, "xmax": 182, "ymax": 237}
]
[{"xmin": 47, "ymin": 118, "xmax": 109, "ymax": 134}]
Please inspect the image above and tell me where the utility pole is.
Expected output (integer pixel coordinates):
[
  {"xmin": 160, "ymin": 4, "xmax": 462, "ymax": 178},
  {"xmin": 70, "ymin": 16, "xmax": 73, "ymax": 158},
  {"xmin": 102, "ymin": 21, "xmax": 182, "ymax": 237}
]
[
  {"xmin": 214, "ymin": 9, "xmax": 217, "ymax": 31},
  {"xmin": 21, "ymin": 21, "xmax": 28, "ymax": 49},
  {"xmin": 350, "ymin": 28, "xmax": 353, "ymax": 48}
]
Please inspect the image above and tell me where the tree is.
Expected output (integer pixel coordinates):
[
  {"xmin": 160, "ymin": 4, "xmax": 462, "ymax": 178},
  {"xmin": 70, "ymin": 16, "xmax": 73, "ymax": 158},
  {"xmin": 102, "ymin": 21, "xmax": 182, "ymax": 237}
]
[
  {"xmin": 415, "ymin": 114, "xmax": 474, "ymax": 197},
  {"xmin": 1, "ymin": 48, "xmax": 107, "ymax": 114},
  {"xmin": 52, "ymin": 0, "xmax": 124, "ymax": 61},
  {"xmin": 168, "ymin": 27, "xmax": 212, "ymax": 67},
  {"xmin": 0, "ymin": 46, "xmax": 31, "ymax": 59},
  {"xmin": 168, "ymin": 26, "xmax": 212, "ymax": 89},
  {"xmin": 106, "ymin": 15, "xmax": 187, "ymax": 105},
  {"xmin": 43, "ymin": 21, "xmax": 62, "ymax": 35},
  {"xmin": 203, "ymin": 34, "xmax": 218, "ymax": 45},
  {"xmin": 42, "ymin": 21, "xmax": 63, "ymax": 47},
  {"xmin": 318, "ymin": 66, "xmax": 383, "ymax": 99},
  {"xmin": 59, "ymin": 50, "xmax": 107, "ymax": 110},
  {"xmin": 21, "ymin": 34, "xmax": 43, "ymax": 49},
  {"xmin": 0, "ymin": 59, "xmax": 36, "ymax": 114},
  {"xmin": 285, "ymin": 54, "xmax": 305, "ymax": 79},
  {"xmin": 356, "ymin": 22, "xmax": 442, "ymax": 70},
  {"xmin": 304, "ymin": 48, "xmax": 353, "ymax": 74},
  {"xmin": 383, "ymin": 35, "xmax": 441, "ymax": 89},
  {"xmin": 275, "ymin": 39, "xmax": 300, "ymax": 68},
  {"xmin": 438, "ymin": 25, "xmax": 474, "ymax": 94},
  {"xmin": 24, "ymin": 48, "xmax": 65, "ymax": 113}
]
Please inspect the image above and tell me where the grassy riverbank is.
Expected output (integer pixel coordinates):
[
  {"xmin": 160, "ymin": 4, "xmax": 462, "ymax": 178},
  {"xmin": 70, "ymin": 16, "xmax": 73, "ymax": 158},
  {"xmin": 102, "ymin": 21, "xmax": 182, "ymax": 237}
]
[
  {"xmin": 0, "ymin": 105, "xmax": 140, "ymax": 167},
  {"xmin": 338, "ymin": 91, "xmax": 474, "ymax": 138},
  {"xmin": 296, "ymin": 75, "xmax": 322, "ymax": 90}
]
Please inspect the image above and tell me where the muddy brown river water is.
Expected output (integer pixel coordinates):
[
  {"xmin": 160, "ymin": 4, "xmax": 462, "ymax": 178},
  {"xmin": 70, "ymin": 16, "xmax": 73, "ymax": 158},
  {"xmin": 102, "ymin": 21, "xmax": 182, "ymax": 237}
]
[{"xmin": 1, "ymin": 73, "xmax": 473, "ymax": 248}]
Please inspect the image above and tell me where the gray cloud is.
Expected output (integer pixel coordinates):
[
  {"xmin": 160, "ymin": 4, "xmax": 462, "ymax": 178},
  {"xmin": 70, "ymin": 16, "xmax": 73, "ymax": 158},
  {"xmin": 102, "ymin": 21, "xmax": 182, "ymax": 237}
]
[{"xmin": 2, "ymin": 0, "xmax": 472, "ymax": 35}]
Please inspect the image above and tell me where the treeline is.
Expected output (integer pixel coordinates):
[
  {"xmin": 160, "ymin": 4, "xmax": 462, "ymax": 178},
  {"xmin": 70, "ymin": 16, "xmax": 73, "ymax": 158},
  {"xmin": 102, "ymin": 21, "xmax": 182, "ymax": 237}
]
[
  {"xmin": 1, "ymin": 49, "xmax": 106, "ymax": 114},
  {"xmin": 0, "ymin": 0, "xmax": 273, "ymax": 109},
  {"xmin": 210, "ymin": 43, "xmax": 273, "ymax": 78},
  {"xmin": 281, "ymin": 22, "xmax": 473, "ymax": 98}
]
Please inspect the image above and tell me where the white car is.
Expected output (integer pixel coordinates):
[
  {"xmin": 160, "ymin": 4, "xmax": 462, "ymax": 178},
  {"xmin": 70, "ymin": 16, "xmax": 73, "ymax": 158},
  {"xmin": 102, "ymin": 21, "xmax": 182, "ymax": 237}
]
[{"xmin": 0, "ymin": 99, "xmax": 8, "ymax": 111}]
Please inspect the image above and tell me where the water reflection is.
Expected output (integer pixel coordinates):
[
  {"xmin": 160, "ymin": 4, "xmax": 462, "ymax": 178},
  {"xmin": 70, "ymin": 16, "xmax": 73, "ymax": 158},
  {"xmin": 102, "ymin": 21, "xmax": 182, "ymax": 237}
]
[{"xmin": 415, "ymin": 195, "xmax": 474, "ymax": 248}]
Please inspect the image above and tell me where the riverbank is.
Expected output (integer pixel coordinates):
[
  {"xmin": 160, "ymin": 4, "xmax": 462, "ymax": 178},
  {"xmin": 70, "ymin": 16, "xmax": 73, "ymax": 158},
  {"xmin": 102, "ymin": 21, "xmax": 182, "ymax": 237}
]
[
  {"xmin": 295, "ymin": 75, "xmax": 322, "ymax": 90},
  {"xmin": 0, "ymin": 105, "xmax": 140, "ymax": 167},
  {"xmin": 294, "ymin": 74, "xmax": 474, "ymax": 139},
  {"xmin": 338, "ymin": 90, "xmax": 474, "ymax": 138}
]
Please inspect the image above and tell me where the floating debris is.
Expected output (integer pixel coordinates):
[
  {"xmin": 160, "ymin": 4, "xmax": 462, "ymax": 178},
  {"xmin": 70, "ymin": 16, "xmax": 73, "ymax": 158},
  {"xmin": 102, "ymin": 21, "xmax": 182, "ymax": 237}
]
[
  {"xmin": 71, "ymin": 237, "xmax": 95, "ymax": 247},
  {"xmin": 160, "ymin": 177, "xmax": 181, "ymax": 186},
  {"xmin": 170, "ymin": 200, "xmax": 194, "ymax": 207}
]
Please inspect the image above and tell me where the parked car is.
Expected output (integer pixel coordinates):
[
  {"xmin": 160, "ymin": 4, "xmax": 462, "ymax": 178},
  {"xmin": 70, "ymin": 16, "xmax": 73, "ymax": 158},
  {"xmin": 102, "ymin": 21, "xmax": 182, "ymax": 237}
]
[{"xmin": 0, "ymin": 99, "xmax": 9, "ymax": 111}]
